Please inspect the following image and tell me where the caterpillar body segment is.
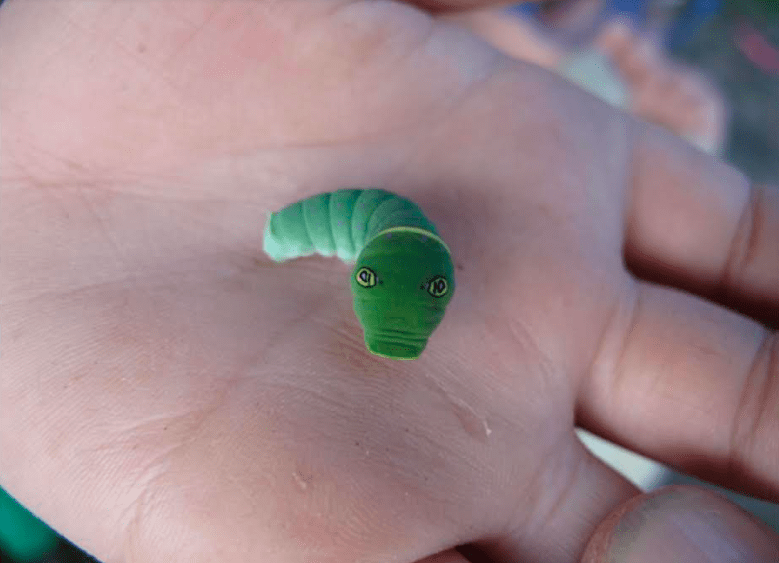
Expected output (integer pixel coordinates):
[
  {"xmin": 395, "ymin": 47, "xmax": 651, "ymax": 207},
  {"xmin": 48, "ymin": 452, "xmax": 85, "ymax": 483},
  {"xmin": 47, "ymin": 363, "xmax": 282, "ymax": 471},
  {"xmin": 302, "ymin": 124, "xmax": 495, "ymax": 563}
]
[{"xmin": 263, "ymin": 188, "xmax": 454, "ymax": 360}]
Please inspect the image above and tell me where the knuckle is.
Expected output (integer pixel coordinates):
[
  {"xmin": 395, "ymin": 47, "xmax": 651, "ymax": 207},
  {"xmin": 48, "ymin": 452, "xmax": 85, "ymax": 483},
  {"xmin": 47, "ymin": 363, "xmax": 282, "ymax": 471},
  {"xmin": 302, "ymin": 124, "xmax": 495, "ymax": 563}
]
[{"xmin": 729, "ymin": 332, "xmax": 779, "ymax": 476}]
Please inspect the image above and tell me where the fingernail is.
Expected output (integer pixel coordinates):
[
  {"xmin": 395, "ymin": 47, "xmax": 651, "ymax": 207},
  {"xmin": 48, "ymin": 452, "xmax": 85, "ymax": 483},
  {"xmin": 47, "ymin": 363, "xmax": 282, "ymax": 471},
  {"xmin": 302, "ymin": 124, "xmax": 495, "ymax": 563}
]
[{"xmin": 607, "ymin": 487, "xmax": 779, "ymax": 563}]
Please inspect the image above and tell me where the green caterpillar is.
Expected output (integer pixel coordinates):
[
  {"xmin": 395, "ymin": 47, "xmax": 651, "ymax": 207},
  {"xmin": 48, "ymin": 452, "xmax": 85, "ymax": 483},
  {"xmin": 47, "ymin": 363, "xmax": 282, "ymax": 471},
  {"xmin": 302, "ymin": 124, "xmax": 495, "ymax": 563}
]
[{"xmin": 263, "ymin": 189, "xmax": 455, "ymax": 360}]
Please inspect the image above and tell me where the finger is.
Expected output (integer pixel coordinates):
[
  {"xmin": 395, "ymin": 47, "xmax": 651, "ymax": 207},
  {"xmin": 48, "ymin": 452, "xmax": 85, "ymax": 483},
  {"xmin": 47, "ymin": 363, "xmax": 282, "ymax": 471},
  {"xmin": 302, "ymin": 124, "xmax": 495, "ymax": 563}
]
[
  {"xmin": 581, "ymin": 485, "xmax": 779, "ymax": 563},
  {"xmin": 579, "ymin": 277, "xmax": 778, "ymax": 501},
  {"xmin": 580, "ymin": 113, "xmax": 779, "ymax": 503},
  {"xmin": 441, "ymin": 7, "xmax": 565, "ymax": 70},
  {"xmin": 601, "ymin": 26, "xmax": 660, "ymax": 88},
  {"xmin": 625, "ymin": 126, "xmax": 779, "ymax": 327},
  {"xmin": 594, "ymin": 20, "xmax": 635, "ymax": 59},
  {"xmin": 460, "ymin": 436, "xmax": 640, "ymax": 563},
  {"xmin": 631, "ymin": 62, "xmax": 718, "ymax": 140},
  {"xmin": 630, "ymin": 65, "xmax": 676, "ymax": 121}
]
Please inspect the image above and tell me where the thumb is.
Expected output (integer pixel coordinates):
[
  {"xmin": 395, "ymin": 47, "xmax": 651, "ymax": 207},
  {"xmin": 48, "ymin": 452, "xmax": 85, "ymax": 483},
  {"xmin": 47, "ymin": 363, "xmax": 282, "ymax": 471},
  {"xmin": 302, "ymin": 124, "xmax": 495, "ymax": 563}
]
[{"xmin": 582, "ymin": 485, "xmax": 779, "ymax": 563}]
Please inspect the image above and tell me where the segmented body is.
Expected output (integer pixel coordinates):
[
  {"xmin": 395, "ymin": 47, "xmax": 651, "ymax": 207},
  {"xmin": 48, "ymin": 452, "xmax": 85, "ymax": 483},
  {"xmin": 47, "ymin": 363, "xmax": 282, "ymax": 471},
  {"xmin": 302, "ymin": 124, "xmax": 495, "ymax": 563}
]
[
  {"xmin": 263, "ymin": 188, "xmax": 454, "ymax": 360},
  {"xmin": 263, "ymin": 189, "xmax": 444, "ymax": 262}
]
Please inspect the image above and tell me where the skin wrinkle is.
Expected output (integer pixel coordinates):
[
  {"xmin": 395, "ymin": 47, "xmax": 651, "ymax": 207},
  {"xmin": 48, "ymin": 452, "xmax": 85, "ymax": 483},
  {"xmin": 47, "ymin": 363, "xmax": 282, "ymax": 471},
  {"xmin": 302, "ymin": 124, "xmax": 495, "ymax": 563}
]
[
  {"xmin": 76, "ymin": 187, "xmax": 137, "ymax": 278},
  {"xmin": 531, "ymin": 434, "xmax": 587, "ymax": 534},
  {"xmin": 59, "ymin": 10, "xmax": 187, "ymax": 106},
  {"xmin": 405, "ymin": 43, "xmax": 506, "ymax": 150},
  {"xmin": 269, "ymin": 7, "xmax": 490, "ymax": 152},
  {"xmin": 721, "ymin": 180, "xmax": 760, "ymax": 298},
  {"xmin": 155, "ymin": 6, "xmax": 219, "ymax": 69},
  {"xmin": 12, "ymin": 4, "xmax": 384, "ymax": 171},
  {"xmin": 118, "ymin": 375, "xmax": 269, "ymax": 562},
  {"xmin": 23, "ymin": 233, "xmax": 239, "ymax": 305},
  {"xmin": 415, "ymin": 367, "xmax": 485, "ymax": 442},
  {"xmin": 499, "ymin": 420, "xmax": 572, "ymax": 545},
  {"xmin": 265, "ymin": 296, "xmax": 338, "ymax": 363},
  {"xmin": 742, "ymin": 185, "xmax": 770, "ymax": 296},
  {"xmin": 727, "ymin": 330, "xmax": 776, "ymax": 493},
  {"xmin": 604, "ymin": 281, "xmax": 642, "ymax": 412},
  {"xmin": 330, "ymin": 1, "xmax": 432, "ymax": 75},
  {"xmin": 0, "ymin": 275, "xmax": 142, "ymax": 310},
  {"xmin": 4, "ymin": 7, "xmax": 505, "ymax": 189},
  {"xmin": 123, "ymin": 450, "xmax": 194, "ymax": 563},
  {"xmin": 11, "ymin": 140, "xmax": 95, "ymax": 180},
  {"xmin": 80, "ymin": 351, "xmax": 231, "ymax": 561},
  {"xmin": 770, "ymin": 336, "xmax": 779, "ymax": 426},
  {"xmin": 19, "ymin": 179, "xmax": 266, "ymax": 299},
  {"xmin": 575, "ymin": 274, "xmax": 631, "ymax": 410},
  {"xmin": 575, "ymin": 276, "xmax": 650, "ymax": 471},
  {"xmin": 3, "ymin": 143, "xmax": 244, "ymax": 205},
  {"xmin": 620, "ymin": 118, "xmax": 641, "ymax": 244},
  {"xmin": 502, "ymin": 311, "xmax": 563, "ymax": 411},
  {"xmin": 288, "ymin": 2, "xmax": 461, "ymax": 148},
  {"xmin": 2, "ymin": 252, "xmax": 267, "ymax": 309},
  {"xmin": 735, "ymin": 333, "xmax": 779, "ymax": 473}
]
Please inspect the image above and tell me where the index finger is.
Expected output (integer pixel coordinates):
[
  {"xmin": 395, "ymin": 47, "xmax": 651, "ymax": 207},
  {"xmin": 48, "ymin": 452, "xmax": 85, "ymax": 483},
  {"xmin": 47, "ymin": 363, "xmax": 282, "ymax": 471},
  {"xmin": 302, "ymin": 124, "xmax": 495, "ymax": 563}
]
[
  {"xmin": 627, "ymin": 126, "xmax": 778, "ymax": 327},
  {"xmin": 578, "ymin": 122, "xmax": 779, "ymax": 503}
]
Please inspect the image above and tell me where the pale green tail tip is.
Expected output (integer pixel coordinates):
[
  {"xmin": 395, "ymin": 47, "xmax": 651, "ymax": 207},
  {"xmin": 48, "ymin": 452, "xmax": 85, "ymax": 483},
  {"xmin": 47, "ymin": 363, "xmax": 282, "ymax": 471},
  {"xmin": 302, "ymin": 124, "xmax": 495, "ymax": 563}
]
[{"xmin": 262, "ymin": 215, "xmax": 284, "ymax": 262}]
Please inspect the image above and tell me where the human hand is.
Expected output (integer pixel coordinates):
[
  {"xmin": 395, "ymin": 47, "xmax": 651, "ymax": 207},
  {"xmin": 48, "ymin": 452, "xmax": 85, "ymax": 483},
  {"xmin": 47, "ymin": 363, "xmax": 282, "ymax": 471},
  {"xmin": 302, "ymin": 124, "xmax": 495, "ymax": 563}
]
[{"xmin": 1, "ymin": 1, "xmax": 777, "ymax": 562}]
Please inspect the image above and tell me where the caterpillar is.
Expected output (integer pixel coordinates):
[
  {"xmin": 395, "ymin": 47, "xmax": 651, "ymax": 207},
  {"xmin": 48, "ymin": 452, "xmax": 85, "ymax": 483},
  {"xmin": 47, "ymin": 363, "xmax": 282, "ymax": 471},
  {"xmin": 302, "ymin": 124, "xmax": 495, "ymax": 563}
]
[{"xmin": 263, "ymin": 189, "xmax": 455, "ymax": 360}]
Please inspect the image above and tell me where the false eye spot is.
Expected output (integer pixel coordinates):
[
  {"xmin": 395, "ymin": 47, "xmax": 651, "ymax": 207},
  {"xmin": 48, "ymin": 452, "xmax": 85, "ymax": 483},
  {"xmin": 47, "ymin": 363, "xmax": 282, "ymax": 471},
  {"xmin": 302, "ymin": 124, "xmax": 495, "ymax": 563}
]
[
  {"xmin": 355, "ymin": 267, "xmax": 377, "ymax": 288},
  {"xmin": 426, "ymin": 275, "xmax": 448, "ymax": 298}
]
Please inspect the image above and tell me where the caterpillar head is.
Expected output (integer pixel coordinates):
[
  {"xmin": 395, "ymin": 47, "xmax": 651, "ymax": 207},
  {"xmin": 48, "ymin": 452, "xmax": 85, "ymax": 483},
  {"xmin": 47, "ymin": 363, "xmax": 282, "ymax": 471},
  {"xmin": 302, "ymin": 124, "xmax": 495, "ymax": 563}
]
[{"xmin": 350, "ymin": 229, "xmax": 455, "ymax": 360}]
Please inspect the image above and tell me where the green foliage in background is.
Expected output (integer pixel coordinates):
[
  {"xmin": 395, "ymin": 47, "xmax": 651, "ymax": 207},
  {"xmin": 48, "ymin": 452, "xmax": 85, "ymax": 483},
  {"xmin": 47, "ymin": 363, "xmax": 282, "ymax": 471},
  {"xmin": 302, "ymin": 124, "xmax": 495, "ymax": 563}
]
[
  {"xmin": 730, "ymin": 0, "xmax": 779, "ymax": 19},
  {"xmin": 671, "ymin": 0, "xmax": 779, "ymax": 185}
]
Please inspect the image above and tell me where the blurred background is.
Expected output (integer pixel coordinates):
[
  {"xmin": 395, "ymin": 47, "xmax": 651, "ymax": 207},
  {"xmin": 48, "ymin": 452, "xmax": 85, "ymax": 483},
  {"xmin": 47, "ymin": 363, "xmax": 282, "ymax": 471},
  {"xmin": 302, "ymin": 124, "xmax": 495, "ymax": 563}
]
[
  {"xmin": 671, "ymin": 0, "xmax": 779, "ymax": 184},
  {"xmin": 1, "ymin": 0, "xmax": 777, "ymax": 561}
]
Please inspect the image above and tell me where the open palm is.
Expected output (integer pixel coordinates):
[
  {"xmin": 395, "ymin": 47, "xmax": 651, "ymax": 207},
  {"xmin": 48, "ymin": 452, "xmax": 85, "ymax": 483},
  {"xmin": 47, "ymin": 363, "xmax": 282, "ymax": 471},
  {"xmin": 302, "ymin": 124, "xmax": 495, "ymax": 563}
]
[{"xmin": 1, "ymin": 2, "xmax": 777, "ymax": 562}]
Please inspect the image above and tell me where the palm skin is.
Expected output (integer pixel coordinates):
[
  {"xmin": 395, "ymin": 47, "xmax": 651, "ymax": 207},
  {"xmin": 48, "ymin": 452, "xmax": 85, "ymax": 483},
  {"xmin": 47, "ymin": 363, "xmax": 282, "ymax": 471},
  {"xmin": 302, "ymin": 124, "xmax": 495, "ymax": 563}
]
[{"xmin": 1, "ymin": 2, "xmax": 776, "ymax": 563}]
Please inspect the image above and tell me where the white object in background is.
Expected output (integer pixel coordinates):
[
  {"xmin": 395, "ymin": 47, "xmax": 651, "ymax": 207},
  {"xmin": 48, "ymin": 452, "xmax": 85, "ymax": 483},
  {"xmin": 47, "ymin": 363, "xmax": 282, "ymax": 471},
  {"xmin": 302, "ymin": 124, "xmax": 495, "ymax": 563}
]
[
  {"xmin": 558, "ymin": 48, "xmax": 630, "ymax": 107},
  {"xmin": 576, "ymin": 428, "xmax": 668, "ymax": 491}
]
